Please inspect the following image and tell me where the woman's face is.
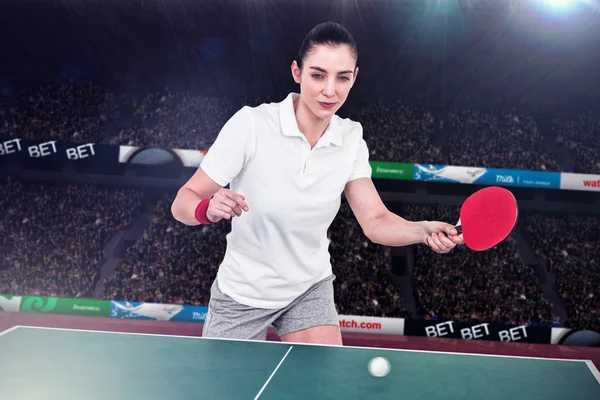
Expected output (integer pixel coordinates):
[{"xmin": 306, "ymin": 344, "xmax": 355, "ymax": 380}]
[{"xmin": 292, "ymin": 44, "xmax": 358, "ymax": 120}]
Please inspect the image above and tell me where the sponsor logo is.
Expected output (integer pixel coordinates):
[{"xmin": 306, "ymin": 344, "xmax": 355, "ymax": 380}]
[
  {"xmin": 192, "ymin": 311, "xmax": 207, "ymax": 321},
  {"xmin": 414, "ymin": 165, "xmax": 487, "ymax": 183},
  {"xmin": 0, "ymin": 295, "xmax": 22, "ymax": 312},
  {"xmin": 21, "ymin": 296, "xmax": 58, "ymax": 313},
  {"xmin": 339, "ymin": 318, "xmax": 382, "ymax": 330},
  {"xmin": 370, "ymin": 162, "xmax": 414, "ymax": 180},
  {"xmin": 583, "ymin": 179, "xmax": 600, "ymax": 188},
  {"xmin": 496, "ymin": 175, "xmax": 515, "ymax": 183},
  {"xmin": 110, "ymin": 301, "xmax": 184, "ymax": 321},
  {"xmin": 1, "ymin": 295, "xmax": 109, "ymax": 317},
  {"xmin": 560, "ymin": 173, "xmax": 600, "ymax": 191},
  {"xmin": 72, "ymin": 304, "xmax": 101, "ymax": 312},
  {"xmin": 483, "ymin": 169, "xmax": 560, "ymax": 189},
  {"xmin": 405, "ymin": 320, "xmax": 548, "ymax": 343},
  {"xmin": 376, "ymin": 166, "xmax": 405, "ymax": 175}
]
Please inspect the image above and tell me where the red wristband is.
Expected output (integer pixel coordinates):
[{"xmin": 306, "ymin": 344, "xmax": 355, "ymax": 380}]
[{"xmin": 194, "ymin": 198, "xmax": 214, "ymax": 225}]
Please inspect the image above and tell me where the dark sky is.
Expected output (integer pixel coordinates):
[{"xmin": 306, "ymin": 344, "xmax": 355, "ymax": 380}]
[{"xmin": 1, "ymin": 0, "xmax": 599, "ymax": 115}]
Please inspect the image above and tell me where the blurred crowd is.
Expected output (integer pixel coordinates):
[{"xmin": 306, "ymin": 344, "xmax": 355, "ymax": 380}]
[
  {"xmin": 0, "ymin": 83, "xmax": 598, "ymax": 331},
  {"xmin": 110, "ymin": 93, "xmax": 446, "ymax": 166},
  {"xmin": 2, "ymin": 83, "xmax": 600, "ymax": 177},
  {"xmin": 552, "ymin": 113, "xmax": 600, "ymax": 174},
  {"xmin": 327, "ymin": 202, "xmax": 411, "ymax": 319},
  {"xmin": 0, "ymin": 178, "xmax": 143, "ymax": 298},
  {"xmin": 0, "ymin": 83, "xmax": 124, "ymax": 144},
  {"xmin": 402, "ymin": 203, "xmax": 555, "ymax": 326},
  {"xmin": 346, "ymin": 101, "xmax": 445, "ymax": 165},
  {"xmin": 447, "ymin": 110, "xmax": 561, "ymax": 172},
  {"xmin": 523, "ymin": 212, "xmax": 599, "ymax": 330},
  {"xmin": 102, "ymin": 193, "xmax": 229, "ymax": 306},
  {"xmin": 0, "ymin": 180, "xmax": 597, "ymax": 329},
  {"xmin": 102, "ymin": 194, "xmax": 412, "ymax": 319},
  {"xmin": 110, "ymin": 89, "xmax": 236, "ymax": 150}
]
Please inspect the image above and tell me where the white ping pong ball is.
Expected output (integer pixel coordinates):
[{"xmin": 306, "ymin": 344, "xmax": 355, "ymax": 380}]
[{"xmin": 368, "ymin": 357, "xmax": 390, "ymax": 377}]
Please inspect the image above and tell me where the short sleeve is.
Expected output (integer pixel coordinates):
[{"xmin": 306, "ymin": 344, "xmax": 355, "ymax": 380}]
[
  {"xmin": 348, "ymin": 126, "xmax": 372, "ymax": 182},
  {"xmin": 200, "ymin": 106, "xmax": 256, "ymax": 187}
]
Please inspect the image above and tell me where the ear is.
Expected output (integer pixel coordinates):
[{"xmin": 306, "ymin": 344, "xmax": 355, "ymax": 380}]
[
  {"xmin": 352, "ymin": 66, "xmax": 359, "ymax": 86},
  {"xmin": 291, "ymin": 60, "xmax": 302, "ymax": 84}
]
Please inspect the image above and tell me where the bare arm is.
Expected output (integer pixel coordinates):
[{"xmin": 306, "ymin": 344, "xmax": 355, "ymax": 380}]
[
  {"xmin": 344, "ymin": 178, "xmax": 462, "ymax": 251},
  {"xmin": 344, "ymin": 178, "xmax": 427, "ymax": 246},
  {"xmin": 172, "ymin": 107, "xmax": 254, "ymax": 225},
  {"xmin": 171, "ymin": 168, "xmax": 223, "ymax": 225},
  {"xmin": 171, "ymin": 167, "xmax": 250, "ymax": 226}
]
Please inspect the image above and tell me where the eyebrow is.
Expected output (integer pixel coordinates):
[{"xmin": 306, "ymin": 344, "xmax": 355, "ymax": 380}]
[{"xmin": 309, "ymin": 66, "xmax": 354, "ymax": 75}]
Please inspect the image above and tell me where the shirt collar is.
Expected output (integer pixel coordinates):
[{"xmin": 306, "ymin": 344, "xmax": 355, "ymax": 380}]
[{"xmin": 279, "ymin": 92, "xmax": 343, "ymax": 147}]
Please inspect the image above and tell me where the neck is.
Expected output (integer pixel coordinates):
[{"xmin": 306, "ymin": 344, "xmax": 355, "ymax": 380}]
[{"xmin": 294, "ymin": 97, "xmax": 330, "ymax": 145}]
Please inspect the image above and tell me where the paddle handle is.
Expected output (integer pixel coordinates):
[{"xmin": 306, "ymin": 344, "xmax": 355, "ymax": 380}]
[{"xmin": 441, "ymin": 224, "xmax": 462, "ymax": 238}]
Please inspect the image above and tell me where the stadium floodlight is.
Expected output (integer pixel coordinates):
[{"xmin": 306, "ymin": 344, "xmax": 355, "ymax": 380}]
[
  {"xmin": 547, "ymin": 0, "xmax": 575, "ymax": 7},
  {"xmin": 530, "ymin": 0, "xmax": 587, "ymax": 16}
]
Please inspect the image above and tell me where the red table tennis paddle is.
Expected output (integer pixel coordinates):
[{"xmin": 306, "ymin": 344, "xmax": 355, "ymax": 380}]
[{"xmin": 452, "ymin": 186, "xmax": 519, "ymax": 251}]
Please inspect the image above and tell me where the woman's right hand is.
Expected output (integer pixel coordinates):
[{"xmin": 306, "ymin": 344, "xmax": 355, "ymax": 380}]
[{"xmin": 207, "ymin": 188, "xmax": 249, "ymax": 222}]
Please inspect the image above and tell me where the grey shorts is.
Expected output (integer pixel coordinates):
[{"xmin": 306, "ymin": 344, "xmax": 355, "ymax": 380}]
[{"xmin": 202, "ymin": 274, "xmax": 340, "ymax": 341}]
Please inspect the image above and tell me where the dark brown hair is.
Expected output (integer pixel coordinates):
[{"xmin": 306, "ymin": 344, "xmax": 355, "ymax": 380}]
[{"xmin": 296, "ymin": 22, "xmax": 358, "ymax": 69}]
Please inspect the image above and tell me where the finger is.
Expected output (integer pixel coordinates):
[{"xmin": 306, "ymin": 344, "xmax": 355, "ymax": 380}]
[
  {"xmin": 450, "ymin": 234, "xmax": 464, "ymax": 244},
  {"xmin": 208, "ymin": 209, "xmax": 230, "ymax": 222},
  {"xmin": 217, "ymin": 197, "xmax": 243, "ymax": 216},
  {"xmin": 219, "ymin": 212, "xmax": 232, "ymax": 220},
  {"xmin": 444, "ymin": 224, "xmax": 458, "ymax": 236},
  {"xmin": 214, "ymin": 204, "xmax": 236, "ymax": 218},
  {"xmin": 434, "ymin": 233, "xmax": 453, "ymax": 253},
  {"xmin": 426, "ymin": 236, "xmax": 444, "ymax": 253},
  {"xmin": 430, "ymin": 233, "xmax": 446, "ymax": 250},
  {"xmin": 438, "ymin": 233, "xmax": 456, "ymax": 248},
  {"xmin": 223, "ymin": 191, "xmax": 249, "ymax": 212},
  {"xmin": 434, "ymin": 222, "xmax": 457, "ymax": 236}
]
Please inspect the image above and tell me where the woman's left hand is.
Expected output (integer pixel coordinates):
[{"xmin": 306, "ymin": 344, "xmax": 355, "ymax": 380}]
[{"xmin": 422, "ymin": 221, "xmax": 464, "ymax": 254}]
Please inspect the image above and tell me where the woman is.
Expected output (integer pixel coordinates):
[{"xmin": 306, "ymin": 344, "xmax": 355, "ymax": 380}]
[{"xmin": 171, "ymin": 22, "xmax": 463, "ymax": 345}]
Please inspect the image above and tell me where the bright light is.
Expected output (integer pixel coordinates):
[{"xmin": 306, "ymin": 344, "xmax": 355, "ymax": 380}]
[
  {"xmin": 531, "ymin": 0, "xmax": 584, "ymax": 16},
  {"xmin": 547, "ymin": 0, "xmax": 575, "ymax": 8}
]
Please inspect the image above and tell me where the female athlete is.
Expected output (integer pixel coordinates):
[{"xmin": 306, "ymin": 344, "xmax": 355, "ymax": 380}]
[{"xmin": 171, "ymin": 22, "xmax": 463, "ymax": 345}]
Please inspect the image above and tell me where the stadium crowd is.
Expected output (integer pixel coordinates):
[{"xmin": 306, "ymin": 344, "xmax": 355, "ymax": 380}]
[
  {"xmin": 0, "ymin": 178, "xmax": 144, "ymax": 298},
  {"xmin": 552, "ymin": 113, "xmax": 600, "ymax": 175},
  {"xmin": 102, "ymin": 193, "xmax": 230, "ymax": 306},
  {"xmin": 404, "ymin": 203, "xmax": 556, "ymax": 326},
  {"xmin": 102, "ymin": 194, "xmax": 412, "ymax": 319},
  {"xmin": 0, "ymin": 83, "xmax": 123, "ymax": 145},
  {"xmin": 0, "ymin": 180, "xmax": 596, "ymax": 329},
  {"xmin": 3, "ymin": 83, "xmax": 600, "ymax": 178},
  {"xmin": 0, "ymin": 83, "xmax": 598, "ymax": 330},
  {"xmin": 110, "ymin": 89, "xmax": 236, "ymax": 150},
  {"xmin": 523, "ymin": 212, "xmax": 599, "ymax": 330},
  {"xmin": 346, "ymin": 101, "xmax": 445, "ymax": 165},
  {"xmin": 447, "ymin": 109, "xmax": 561, "ymax": 172},
  {"xmin": 109, "ymin": 91, "xmax": 446, "ymax": 167},
  {"xmin": 327, "ymin": 202, "xmax": 411, "ymax": 319}
]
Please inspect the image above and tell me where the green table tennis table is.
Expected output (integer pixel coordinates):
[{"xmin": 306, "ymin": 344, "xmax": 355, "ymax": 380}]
[{"xmin": 1, "ymin": 325, "xmax": 599, "ymax": 399}]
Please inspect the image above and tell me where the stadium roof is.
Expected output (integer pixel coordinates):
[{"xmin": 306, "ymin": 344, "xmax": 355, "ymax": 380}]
[{"xmin": 1, "ymin": 0, "xmax": 600, "ymax": 115}]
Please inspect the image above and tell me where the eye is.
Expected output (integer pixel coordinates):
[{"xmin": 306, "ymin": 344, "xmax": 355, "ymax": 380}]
[
  {"xmin": 312, "ymin": 74, "xmax": 324, "ymax": 79},
  {"xmin": 339, "ymin": 76, "xmax": 350, "ymax": 81}
]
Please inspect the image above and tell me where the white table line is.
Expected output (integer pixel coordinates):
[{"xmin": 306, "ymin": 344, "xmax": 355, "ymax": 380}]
[{"xmin": 254, "ymin": 345, "xmax": 294, "ymax": 399}]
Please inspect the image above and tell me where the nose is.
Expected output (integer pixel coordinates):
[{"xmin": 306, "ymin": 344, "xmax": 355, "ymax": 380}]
[{"xmin": 322, "ymin": 77, "xmax": 336, "ymax": 98}]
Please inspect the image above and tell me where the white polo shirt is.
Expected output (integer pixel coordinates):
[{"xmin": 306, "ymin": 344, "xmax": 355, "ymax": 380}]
[{"xmin": 200, "ymin": 92, "xmax": 372, "ymax": 309}]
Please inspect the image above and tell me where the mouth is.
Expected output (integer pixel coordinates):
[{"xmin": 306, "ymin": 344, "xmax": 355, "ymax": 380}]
[{"xmin": 318, "ymin": 101, "xmax": 337, "ymax": 109}]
